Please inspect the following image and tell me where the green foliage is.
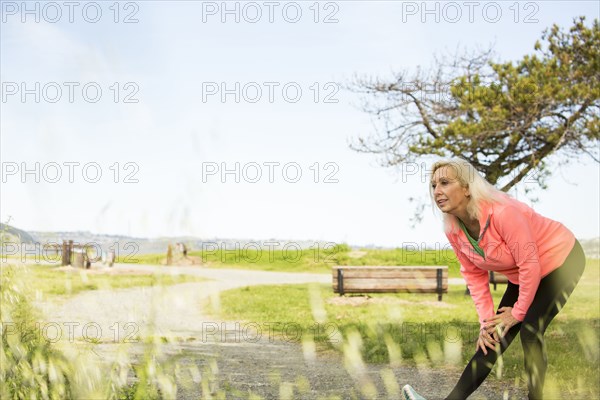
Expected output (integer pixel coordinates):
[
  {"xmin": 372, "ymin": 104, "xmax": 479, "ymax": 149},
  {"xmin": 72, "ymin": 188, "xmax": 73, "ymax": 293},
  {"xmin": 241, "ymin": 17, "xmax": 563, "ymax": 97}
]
[
  {"xmin": 352, "ymin": 17, "xmax": 599, "ymax": 192},
  {"xmin": 1, "ymin": 266, "xmax": 75, "ymax": 399},
  {"xmin": 118, "ymin": 338, "xmax": 177, "ymax": 400}
]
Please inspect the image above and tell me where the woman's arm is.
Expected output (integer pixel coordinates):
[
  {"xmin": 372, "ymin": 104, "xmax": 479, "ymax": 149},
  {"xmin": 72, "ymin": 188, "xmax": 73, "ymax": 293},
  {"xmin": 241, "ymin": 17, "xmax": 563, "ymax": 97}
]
[
  {"xmin": 448, "ymin": 237, "xmax": 495, "ymax": 326},
  {"xmin": 495, "ymin": 205, "xmax": 542, "ymax": 321}
]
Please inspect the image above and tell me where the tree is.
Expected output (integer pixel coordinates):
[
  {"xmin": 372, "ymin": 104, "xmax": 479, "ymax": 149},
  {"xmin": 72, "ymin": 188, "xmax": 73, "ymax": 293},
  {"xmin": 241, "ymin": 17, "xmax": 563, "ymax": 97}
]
[{"xmin": 349, "ymin": 17, "xmax": 599, "ymax": 193}]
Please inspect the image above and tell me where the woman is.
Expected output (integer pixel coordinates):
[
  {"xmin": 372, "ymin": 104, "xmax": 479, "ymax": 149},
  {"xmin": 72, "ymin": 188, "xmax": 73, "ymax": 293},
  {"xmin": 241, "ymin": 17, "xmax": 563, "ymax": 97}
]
[{"xmin": 402, "ymin": 158, "xmax": 586, "ymax": 400}]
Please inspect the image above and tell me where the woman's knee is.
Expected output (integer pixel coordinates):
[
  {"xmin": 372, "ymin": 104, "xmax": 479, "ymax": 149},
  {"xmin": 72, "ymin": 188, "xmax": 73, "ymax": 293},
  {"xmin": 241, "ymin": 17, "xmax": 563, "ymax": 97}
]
[{"xmin": 519, "ymin": 322, "xmax": 542, "ymax": 345}]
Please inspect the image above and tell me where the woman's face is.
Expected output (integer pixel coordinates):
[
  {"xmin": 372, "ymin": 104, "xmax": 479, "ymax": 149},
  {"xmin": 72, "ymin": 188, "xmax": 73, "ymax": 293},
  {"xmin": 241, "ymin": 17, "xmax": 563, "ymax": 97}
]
[{"xmin": 431, "ymin": 166, "xmax": 471, "ymax": 218}]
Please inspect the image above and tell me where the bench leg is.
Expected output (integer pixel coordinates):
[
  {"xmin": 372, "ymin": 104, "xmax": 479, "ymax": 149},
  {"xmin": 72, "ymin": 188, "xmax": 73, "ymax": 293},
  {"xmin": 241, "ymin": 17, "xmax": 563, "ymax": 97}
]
[
  {"xmin": 337, "ymin": 269, "xmax": 344, "ymax": 296},
  {"xmin": 436, "ymin": 268, "xmax": 443, "ymax": 302}
]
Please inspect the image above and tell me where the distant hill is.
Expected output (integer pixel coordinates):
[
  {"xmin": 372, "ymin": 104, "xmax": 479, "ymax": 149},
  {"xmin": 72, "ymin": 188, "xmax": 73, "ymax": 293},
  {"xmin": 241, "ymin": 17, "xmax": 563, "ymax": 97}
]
[
  {"xmin": 5, "ymin": 225, "xmax": 600, "ymax": 259},
  {"xmin": 0, "ymin": 223, "xmax": 36, "ymax": 244},
  {"xmin": 27, "ymin": 230, "xmax": 330, "ymax": 255}
]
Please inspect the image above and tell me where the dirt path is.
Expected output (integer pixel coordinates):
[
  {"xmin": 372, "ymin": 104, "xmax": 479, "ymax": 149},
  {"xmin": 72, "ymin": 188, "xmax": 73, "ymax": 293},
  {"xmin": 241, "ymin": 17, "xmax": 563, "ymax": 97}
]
[{"xmin": 36, "ymin": 264, "xmax": 523, "ymax": 399}]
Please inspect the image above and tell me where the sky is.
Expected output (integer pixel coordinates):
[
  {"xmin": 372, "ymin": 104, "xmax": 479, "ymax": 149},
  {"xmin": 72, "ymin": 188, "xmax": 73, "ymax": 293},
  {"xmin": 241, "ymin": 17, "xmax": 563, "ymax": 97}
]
[{"xmin": 1, "ymin": 0, "xmax": 599, "ymax": 248}]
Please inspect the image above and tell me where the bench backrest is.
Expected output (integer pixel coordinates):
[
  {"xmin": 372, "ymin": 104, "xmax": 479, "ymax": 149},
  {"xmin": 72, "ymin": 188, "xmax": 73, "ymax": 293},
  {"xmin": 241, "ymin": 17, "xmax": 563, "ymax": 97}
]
[
  {"xmin": 489, "ymin": 271, "xmax": 509, "ymax": 283},
  {"xmin": 332, "ymin": 266, "xmax": 448, "ymax": 294}
]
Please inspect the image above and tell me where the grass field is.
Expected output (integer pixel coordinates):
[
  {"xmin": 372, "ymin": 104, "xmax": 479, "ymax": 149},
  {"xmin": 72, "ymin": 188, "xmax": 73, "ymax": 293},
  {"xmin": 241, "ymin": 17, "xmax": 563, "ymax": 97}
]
[
  {"xmin": 213, "ymin": 259, "xmax": 600, "ymax": 399},
  {"xmin": 121, "ymin": 244, "xmax": 464, "ymax": 276},
  {"xmin": 2, "ymin": 263, "xmax": 206, "ymax": 298},
  {"xmin": 2, "ymin": 251, "xmax": 597, "ymax": 398}
]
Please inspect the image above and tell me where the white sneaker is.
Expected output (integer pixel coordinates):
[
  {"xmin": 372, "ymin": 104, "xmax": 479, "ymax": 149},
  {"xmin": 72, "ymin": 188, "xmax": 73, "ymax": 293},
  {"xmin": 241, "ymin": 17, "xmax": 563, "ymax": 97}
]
[{"xmin": 402, "ymin": 384, "xmax": 427, "ymax": 400}]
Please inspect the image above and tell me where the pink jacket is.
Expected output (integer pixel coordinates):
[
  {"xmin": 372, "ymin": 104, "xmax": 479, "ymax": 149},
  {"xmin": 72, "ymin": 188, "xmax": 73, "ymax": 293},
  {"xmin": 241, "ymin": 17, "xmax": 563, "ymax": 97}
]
[{"xmin": 445, "ymin": 196, "xmax": 576, "ymax": 324}]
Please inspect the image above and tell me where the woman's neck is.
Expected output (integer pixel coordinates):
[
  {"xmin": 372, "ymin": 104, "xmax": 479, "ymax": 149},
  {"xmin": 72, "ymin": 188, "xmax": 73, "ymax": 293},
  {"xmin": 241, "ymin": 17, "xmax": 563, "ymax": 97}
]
[
  {"xmin": 457, "ymin": 215, "xmax": 480, "ymax": 238},
  {"xmin": 454, "ymin": 209, "xmax": 477, "ymax": 226}
]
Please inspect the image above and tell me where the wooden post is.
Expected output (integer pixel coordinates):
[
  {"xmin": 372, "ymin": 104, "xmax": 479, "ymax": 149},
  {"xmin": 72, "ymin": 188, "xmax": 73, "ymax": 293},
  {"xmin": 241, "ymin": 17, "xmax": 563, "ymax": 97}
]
[
  {"xmin": 166, "ymin": 244, "xmax": 173, "ymax": 266},
  {"xmin": 436, "ymin": 268, "xmax": 443, "ymax": 301},
  {"xmin": 61, "ymin": 240, "xmax": 69, "ymax": 266},
  {"xmin": 73, "ymin": 250, "xmax": 84, "ymax": 269},
  {"xmin": 107, "ymin": 250, "xmax": 115, "ymax": 267},
  {"xmin": 337, "ymin": 268, "xmax": 344, "ymax": 296},
  {"xmin": 68, "ymin": 240, "xmax": 73, "ymax": 265}
]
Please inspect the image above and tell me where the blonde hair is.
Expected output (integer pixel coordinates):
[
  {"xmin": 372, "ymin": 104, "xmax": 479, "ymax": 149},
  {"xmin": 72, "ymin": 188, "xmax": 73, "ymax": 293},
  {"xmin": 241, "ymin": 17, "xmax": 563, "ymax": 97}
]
[{"xmin": 429, "ymin": 158, "xmax": 507, "ymax": 232}]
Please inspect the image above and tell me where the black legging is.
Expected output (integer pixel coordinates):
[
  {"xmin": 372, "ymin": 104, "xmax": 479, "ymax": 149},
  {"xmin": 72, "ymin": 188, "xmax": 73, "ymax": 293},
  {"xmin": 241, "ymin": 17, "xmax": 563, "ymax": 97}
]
[{"xmin": 445, "ymin": 240, "xmax": 586, "ymax": 400}]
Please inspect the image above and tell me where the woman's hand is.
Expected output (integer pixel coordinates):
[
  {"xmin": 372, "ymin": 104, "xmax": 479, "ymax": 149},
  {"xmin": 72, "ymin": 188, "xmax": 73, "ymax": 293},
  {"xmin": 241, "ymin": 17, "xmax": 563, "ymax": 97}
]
[
  {"xmin": 483, "ymin": 306, "xmax": 520, "ymax": 337},
  {"xmin": 477, "ymin": 325, "xmax": 499, "ymax": 355}
]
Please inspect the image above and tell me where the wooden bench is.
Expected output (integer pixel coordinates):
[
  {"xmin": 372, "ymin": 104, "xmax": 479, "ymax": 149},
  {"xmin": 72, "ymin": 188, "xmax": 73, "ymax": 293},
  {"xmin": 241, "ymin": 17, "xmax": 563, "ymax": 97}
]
[
  {"xmin": 489, "ymin": 271, "xmax": 509, "ymax": 290},
  {"xmin": 332, "ymin": 266, "xmax": 448, "ymax": 301}
]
